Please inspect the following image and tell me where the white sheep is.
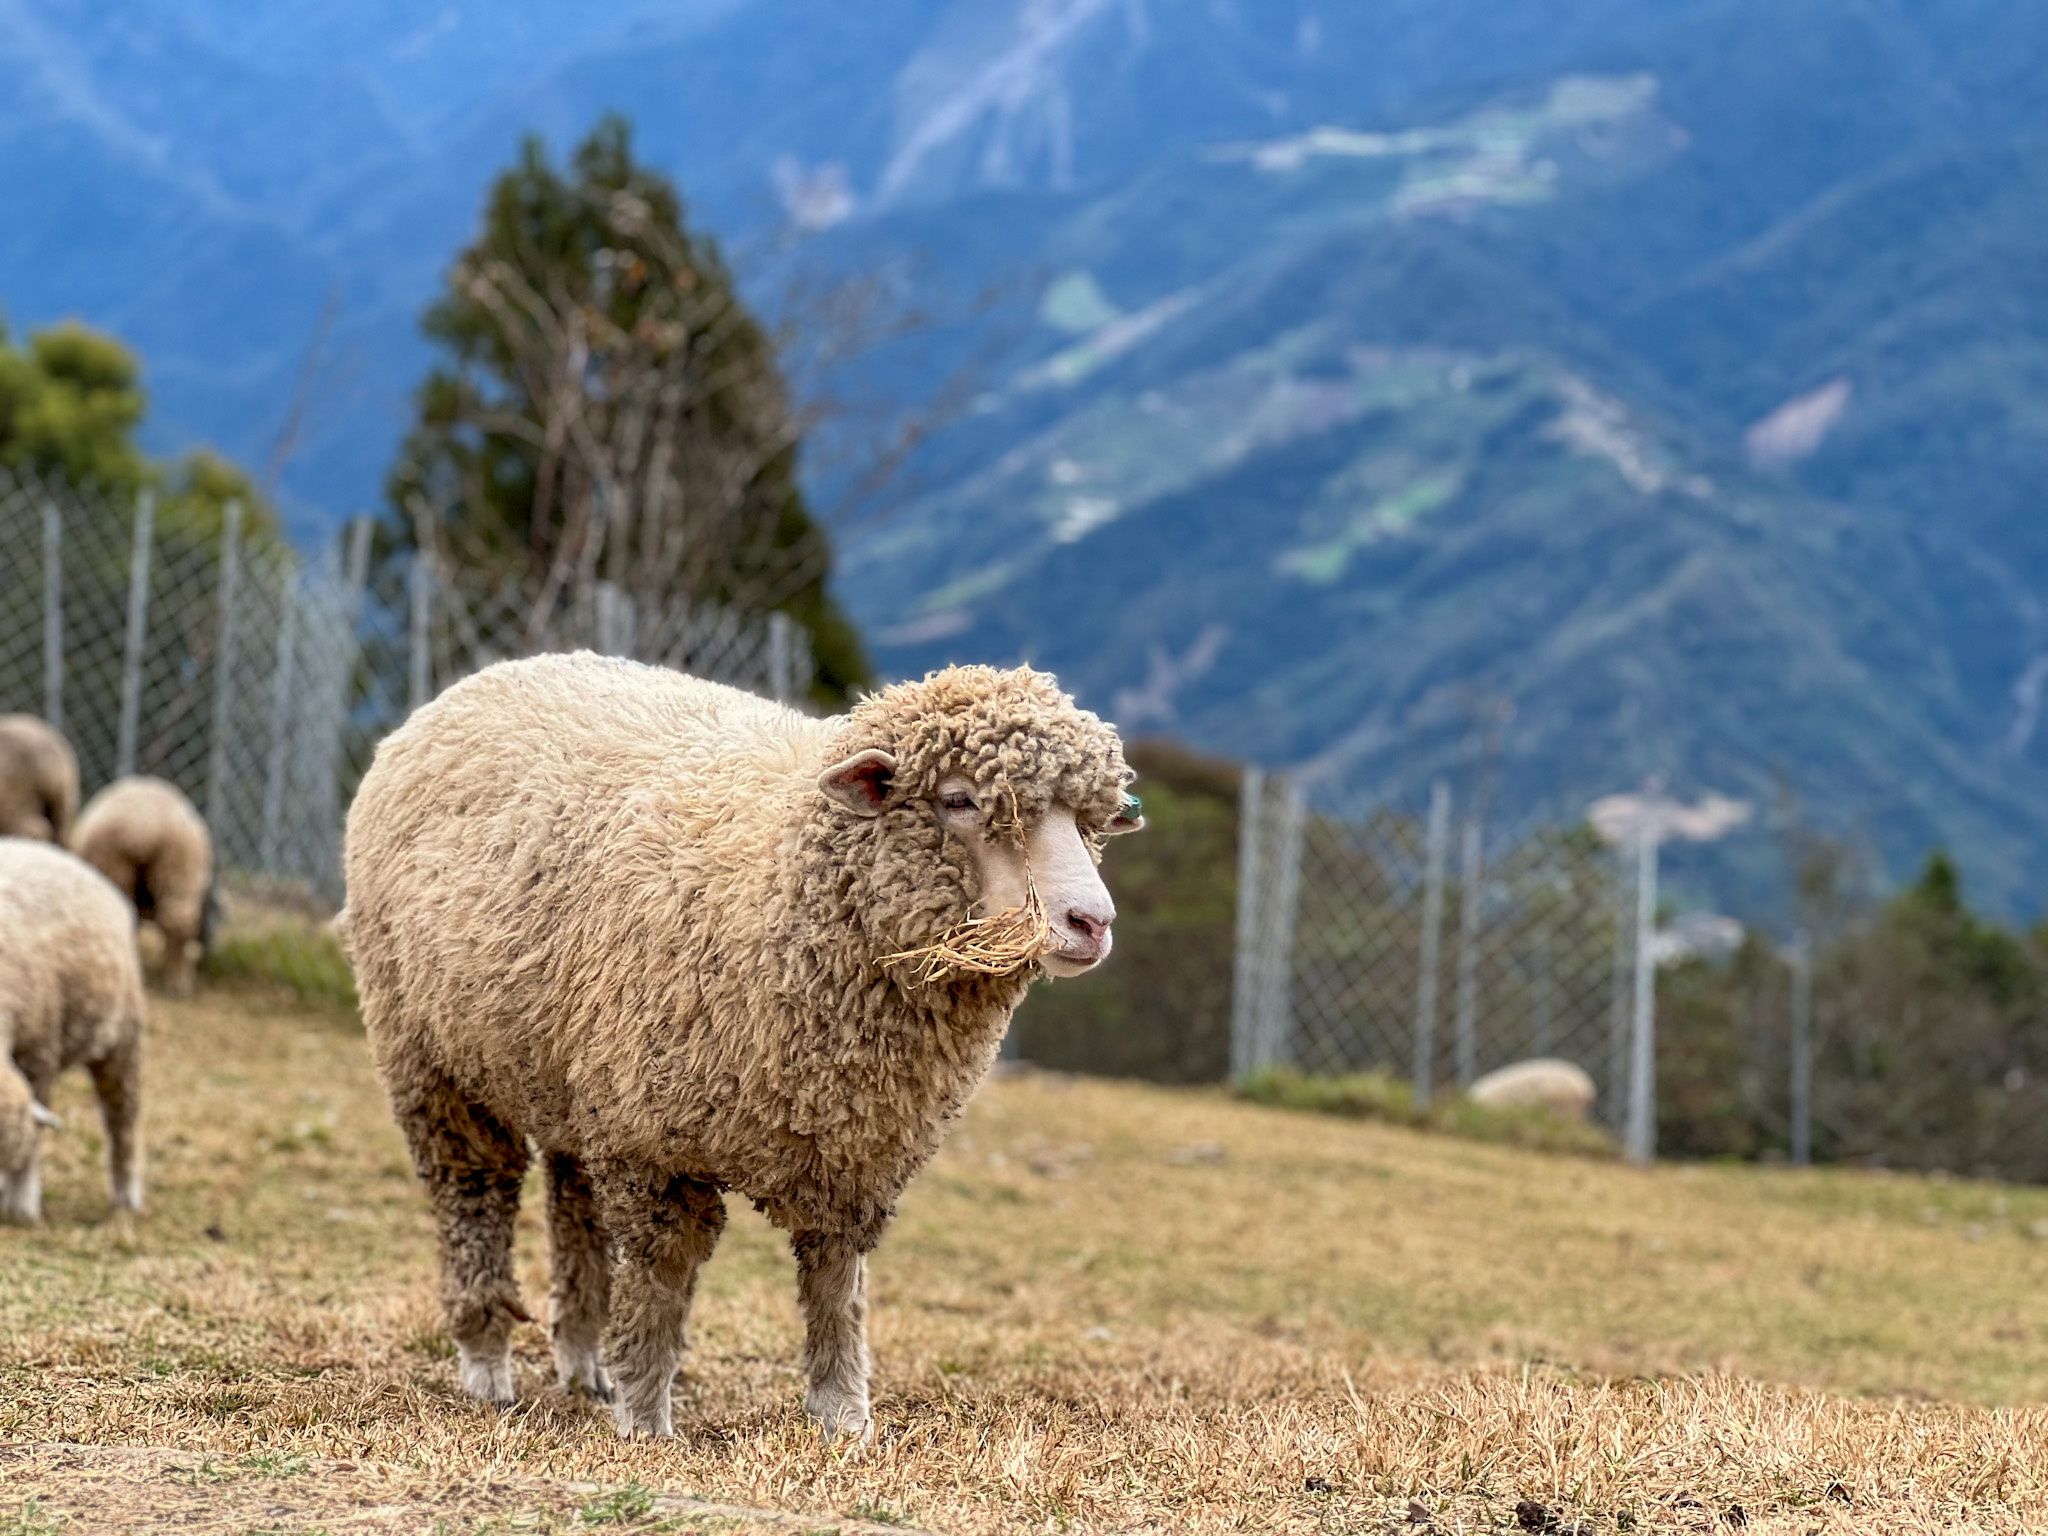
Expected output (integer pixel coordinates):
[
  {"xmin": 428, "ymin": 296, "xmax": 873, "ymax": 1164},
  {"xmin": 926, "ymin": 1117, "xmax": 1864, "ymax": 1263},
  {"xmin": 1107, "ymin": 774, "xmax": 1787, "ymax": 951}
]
[
  {"xmin": 342, "ymin": 654, "xmax": 1140, "ymax": 1439},
  {"xmin": 0, "ymin": 838, "xmax": 147, "ymax": 1223},
  {"xmin": 0, "ymin": 715, "xmax": 80, "ymax": 844},
  {"xmin": 1468, "ymin": 1058, "xmax": 1597, "ymax": 1121},
  {"xmin": 70, "ymin": 776, "xmax": 216, "ymax": 996}
]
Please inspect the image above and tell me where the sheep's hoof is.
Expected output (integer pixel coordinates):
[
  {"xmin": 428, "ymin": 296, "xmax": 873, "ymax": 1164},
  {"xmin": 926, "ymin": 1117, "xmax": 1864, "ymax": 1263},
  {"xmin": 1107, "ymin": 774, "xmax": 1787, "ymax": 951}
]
[
  {"xmin": 807, "ymin": 1388, "xmax": 873, "ymax": 1447},
  {"xmin": 458, "ymin": 1345, "xmax": 516, "ymax": 1407},
  {"xmin": 610, "ymin": 1399, "xmax": 673, "ymax": 1439},
  {"xmin": 555, "ymin": 1345, "xmax": 613, "ymax": 1403}
]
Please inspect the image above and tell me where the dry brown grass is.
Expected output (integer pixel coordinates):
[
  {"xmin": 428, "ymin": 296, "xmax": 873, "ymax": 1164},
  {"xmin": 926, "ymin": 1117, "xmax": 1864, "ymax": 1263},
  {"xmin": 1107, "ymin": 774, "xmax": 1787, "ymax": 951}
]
[
  {"xmin": 884, "ymin": 877, "xmax": 1052, "ymax": 984},
  {"xmin": 5, "ymin": 982, "xmax": 2048, "ymax": 1533},
  {"xmin": 0, "ymin": 1442, "xmax": 920, "ymax": 1533}
]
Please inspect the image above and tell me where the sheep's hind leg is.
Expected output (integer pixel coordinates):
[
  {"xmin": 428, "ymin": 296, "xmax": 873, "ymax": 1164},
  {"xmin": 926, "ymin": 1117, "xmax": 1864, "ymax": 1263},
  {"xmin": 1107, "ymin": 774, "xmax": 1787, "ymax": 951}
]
[
  {"xmin": 591, "ymin": 1164, "xmax": 725, "ymax": 1438},
  {"xmin": 89, "ymin": 1036, "xmax": 144, "ymax": 1213},
  {"xmin": 544, "ymin": 1151, "xmax": 612, "ymax": 1400},
  {"xmin": 793, "ymin": 1231, "xmax": 873, "ymax": 1442},
  {"xmin": 394, "ymin": 1075, "xmax": 532, "ymax": 1407}
]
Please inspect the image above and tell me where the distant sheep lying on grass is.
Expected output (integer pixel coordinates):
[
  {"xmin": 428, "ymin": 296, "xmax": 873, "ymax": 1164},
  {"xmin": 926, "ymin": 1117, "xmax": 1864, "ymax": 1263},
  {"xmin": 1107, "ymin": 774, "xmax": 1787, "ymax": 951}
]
[
  {"xmin": 0, "ymin": 715, "xmax": 80, "ymax": 844},
  {"xmin": 70, "ymin": 776, "xmax": 216, "ymax": 997},
  {"xmin": 0, "ymin": 838, "xmax": 146, "ymax": 1222},
  {"xmin": 1468, "ymin": 1058, "xmax": 1597, "ymax": 1122},
  {"xmin": 342, "ymin": 654, "xmax": 1141, "ymax": 1439}
]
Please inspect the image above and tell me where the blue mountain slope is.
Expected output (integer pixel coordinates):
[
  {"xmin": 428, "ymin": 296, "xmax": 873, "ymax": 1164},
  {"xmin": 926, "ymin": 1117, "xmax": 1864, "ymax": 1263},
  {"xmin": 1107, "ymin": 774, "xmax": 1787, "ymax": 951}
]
[
  {"xmin": 0, "ymin": 0, "xmax": 1712, "ymax": 520},
  {"xmin": 7, "ymin": 0, "xmax": 2048, "ymax": 906},
  {"xmin": 813, "ymin": 1, "xmax": 2048, "ymax": 906}
]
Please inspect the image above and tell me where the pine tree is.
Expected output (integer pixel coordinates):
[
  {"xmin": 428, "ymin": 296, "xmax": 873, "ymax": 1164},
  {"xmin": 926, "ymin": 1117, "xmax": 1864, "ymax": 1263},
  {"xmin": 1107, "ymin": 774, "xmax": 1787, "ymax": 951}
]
[
  {"xmin": 388, "ymin": 116, "xmax": 868, "ymax": 703},
  {"xmin": 0, "ymin": 313, "xmax": 276, "ymax": 545}
]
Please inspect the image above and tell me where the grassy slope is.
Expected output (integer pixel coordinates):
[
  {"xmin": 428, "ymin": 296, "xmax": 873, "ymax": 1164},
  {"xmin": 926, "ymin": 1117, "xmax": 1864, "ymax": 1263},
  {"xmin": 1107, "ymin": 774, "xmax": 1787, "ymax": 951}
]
[{"xmin": 5, "ymin": 986, "xmax": 2048, "ymax": 1533}]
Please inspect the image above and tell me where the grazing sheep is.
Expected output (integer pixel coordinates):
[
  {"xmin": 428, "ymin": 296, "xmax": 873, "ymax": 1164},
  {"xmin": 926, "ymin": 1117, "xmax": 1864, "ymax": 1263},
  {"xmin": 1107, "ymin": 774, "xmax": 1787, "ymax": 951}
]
[
  {"xmin": 70, "ymin": 776, "xmax": 215, "ymax": 997},
  {"xmin": 0, "ymin": 838, "xmax": 146, "ymax": 1223},
  {"xmin": 342, "ymin": 654, "xmax": 1140, "ymax": 1439},
  {"xmin": 1468, "ymin": 1058, "xmax": 1597, "ymax": 1122},
  {"xmin": 0, "ymin": 715, "xmax": 80, "ymax": 844}
]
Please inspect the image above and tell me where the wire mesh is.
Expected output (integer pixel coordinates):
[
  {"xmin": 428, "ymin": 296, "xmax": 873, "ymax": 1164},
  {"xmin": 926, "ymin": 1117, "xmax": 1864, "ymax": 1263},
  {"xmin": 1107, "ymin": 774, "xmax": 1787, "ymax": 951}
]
[
  {"xmin": 0, "ymin": 469, "xmax": 818, "ymax": 999},
  {"xmin": 1234, "ymin": 772, "xmax": 1639, "ymax": 1131}
]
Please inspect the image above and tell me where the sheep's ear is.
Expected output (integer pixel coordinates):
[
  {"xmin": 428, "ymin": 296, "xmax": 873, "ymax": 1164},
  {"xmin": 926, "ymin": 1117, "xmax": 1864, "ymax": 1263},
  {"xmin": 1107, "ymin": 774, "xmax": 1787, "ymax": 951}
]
[
  {"xmin": 1106, "ymin": 793, "xmax": 1145, "ymax": 835},
  {"xmin": 818, "ymin": 749, "xmax": 897, "ymax": 816}
]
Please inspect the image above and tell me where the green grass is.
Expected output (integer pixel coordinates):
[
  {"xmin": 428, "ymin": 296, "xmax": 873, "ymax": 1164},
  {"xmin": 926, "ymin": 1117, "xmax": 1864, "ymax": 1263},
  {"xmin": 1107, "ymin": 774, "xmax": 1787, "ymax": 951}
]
[
  {"xmin": 577, "ymin": 1483, "xmax": 658, "ymax": 1524},
  {"xmin": 0, "ymin": 1498, "xmax": 69, "ymax": 1536},
  {"xmin": 1235, "ymin": 1065, "xmax": 1618, "ymax": 1157},
  {"xmin": 201, "ymin": 912, "xmax": 357, "ymax": 1012}
]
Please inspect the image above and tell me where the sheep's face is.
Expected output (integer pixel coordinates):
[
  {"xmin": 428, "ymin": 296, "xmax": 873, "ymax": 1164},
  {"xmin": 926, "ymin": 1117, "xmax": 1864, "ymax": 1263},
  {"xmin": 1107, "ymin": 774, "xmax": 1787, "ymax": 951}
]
[
  {"xmin": 818, "ymin": 664, "xmax": 1142, "ymax": 983},
  {"xmin": 933, "ymin": 776, "xmax": 1121, "ymax": 976}
]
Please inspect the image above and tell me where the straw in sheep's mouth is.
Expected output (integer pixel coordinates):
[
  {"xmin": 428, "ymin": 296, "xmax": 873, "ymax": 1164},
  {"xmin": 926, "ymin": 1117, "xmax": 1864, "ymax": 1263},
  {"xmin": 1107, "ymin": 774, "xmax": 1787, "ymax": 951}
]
[{"xmin": 882, "ymin": 868, "xmax": 1054, "ymax": 985}]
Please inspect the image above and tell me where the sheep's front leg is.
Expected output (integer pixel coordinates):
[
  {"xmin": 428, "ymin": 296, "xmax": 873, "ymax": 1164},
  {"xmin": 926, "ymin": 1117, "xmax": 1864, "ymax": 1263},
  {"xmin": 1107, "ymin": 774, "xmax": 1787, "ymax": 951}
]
[
  {"xmin": 593, "ymin": 1165, "xmax": 725, "ymax": 1438},
  {"xmin": 544, "ymin": 1151, "xmax": 612, "ymax": 1400},
  {"xmin": 0, "ymin": 1059, "xmax": 56, "ymax": 1224},
  {"xmin": 157, "ymin": 887, "xmax": 207, "ymax": 999},
  {"xmin": 161, "ymin": 918, "xmax": 200, "ymax": 998},
  {"xmin": 793, "ymin": 1231, "xmax": 872, "ymax": 1441}
]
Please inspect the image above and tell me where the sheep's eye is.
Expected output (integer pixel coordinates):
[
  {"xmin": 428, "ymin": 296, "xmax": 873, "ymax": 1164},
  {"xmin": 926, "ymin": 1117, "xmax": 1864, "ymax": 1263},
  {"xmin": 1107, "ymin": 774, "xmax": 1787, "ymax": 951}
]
[{"xmin": 939, "ymin": 791, "xmax": 978, "ymax": 814}]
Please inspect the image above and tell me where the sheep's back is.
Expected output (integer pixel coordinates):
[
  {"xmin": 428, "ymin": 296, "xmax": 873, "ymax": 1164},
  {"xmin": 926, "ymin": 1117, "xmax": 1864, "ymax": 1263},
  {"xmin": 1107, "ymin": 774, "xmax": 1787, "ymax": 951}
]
[
  {"xmin": 0, "ymin": 716, "xmax": 79, "ymax": 842},
  {"xmin": 72, "ymin": 777, "xmax": 212, "ymax": 902},
  {"xmin": 0, "ymin": 838, "xmax": 145, "ymax": 1065},
  {"xmin": 345, "ymin": 653, "xmax": 830, "ymax": 1162}
]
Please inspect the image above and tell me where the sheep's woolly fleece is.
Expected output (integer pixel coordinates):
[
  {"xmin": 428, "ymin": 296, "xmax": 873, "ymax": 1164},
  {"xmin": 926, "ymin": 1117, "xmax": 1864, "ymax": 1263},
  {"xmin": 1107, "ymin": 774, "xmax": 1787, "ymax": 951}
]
[
  {"xmin": 0, "ymin": 837, "xmax": 146, "ymax": 1199},
  {"xmin": 342, "ymin": 654, "xmax": 1131, "ymax": 1244},
  {"xmin": 70, "ymin": 776, "xmax": 214, "ymax": 994},
  {"xmin": 0, "ymin": 714, "xmax": 80, "ymax": 843}
]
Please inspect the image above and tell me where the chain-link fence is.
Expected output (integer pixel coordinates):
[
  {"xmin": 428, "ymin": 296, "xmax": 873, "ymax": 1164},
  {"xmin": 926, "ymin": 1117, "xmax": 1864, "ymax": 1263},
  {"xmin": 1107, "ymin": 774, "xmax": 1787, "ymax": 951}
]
[
  {"xmin": 0, "ymin": 469, "xmax": 816, "ymax": 999},
  {"xmin": 1233, "ymin": 770, "xmax": 1651, "ymax": 1141},
  {"xmin": 1231, "ymin": 769, "xmax": 2048, "ymax": 1181}
]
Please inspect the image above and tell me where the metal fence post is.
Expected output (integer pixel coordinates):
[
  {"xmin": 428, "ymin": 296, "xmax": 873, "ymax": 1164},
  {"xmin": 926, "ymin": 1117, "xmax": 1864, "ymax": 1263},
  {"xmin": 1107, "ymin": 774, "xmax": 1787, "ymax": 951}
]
[
  {"xmin": 1534, "ymin": 871, "xmax": 1561, "ymax": 1057},
  {"xmin": 259, "ymin": 580, "xmax": 300, "ymax": 875},
  {"xmin": 1230, "ymin": 767, "xmax": 1268, "ymax": 1081},
  {"xmin": 1453, "ymin": 815, "xmax": 1484, "ymax": 1087},
  {"xmin": 408, "ymin": 555, "xmax": 433, "ymax": 712},
  {"xmin": 41, "ymin": 498, "xmax": 62, "ymax": 732},
  {"xmin": 114, "ymin": 489, "xmax": 156, "ymax": 777},
  {"xmin": 309, "ymin": 517, "xmax": 375, "ymax": 897},
  {"xmin": 204, "ymin": 499, "xmax": 244, "ymax": 832},
  {"xmin": 1256, "ymin": 778, "xmax": 1306, "ymax": 1071},
  {"xmin": 1607, "ymin": 854, "xmax": 1633, "ymax": 1129},
  {"xmin": 1413, "ymin": 778, "xmax": 1451, "ymax": 1108},
  {"xmin": 1626, "ymin": 831, "xmax": 1660, "ymax": 1164},
  {"xmin": 596, "ymin": 579, "xmax": 636, "ymax": 659},
  {"xmin": 768, "ymin": 611, "xmax": 794, "ymax": 702},
  {"xmin": 1789, "ymin": 932, "xmax": 1813, "ymax": 1166},
  {"xmin": 789, "ymin": 622, "xmax": 814, "ymax": 706}
]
